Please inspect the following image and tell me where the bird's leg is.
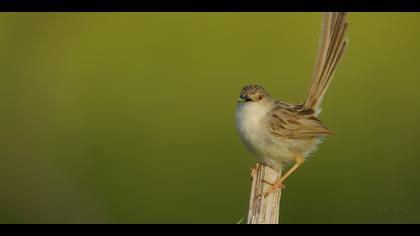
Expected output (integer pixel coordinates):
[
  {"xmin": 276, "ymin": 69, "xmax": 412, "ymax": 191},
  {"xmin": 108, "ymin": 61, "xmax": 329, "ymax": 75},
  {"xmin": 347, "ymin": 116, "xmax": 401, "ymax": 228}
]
[{"xmin": 263, "ymin": 155, "xmax": 305, "ymax": 197}]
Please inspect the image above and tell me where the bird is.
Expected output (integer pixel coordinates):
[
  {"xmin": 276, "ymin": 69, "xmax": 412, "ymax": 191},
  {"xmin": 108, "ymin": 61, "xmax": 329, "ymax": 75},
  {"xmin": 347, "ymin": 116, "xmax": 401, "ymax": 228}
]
[{"xmin": 236, "ymin": 12, "xmax": 349, "ymax": 197}]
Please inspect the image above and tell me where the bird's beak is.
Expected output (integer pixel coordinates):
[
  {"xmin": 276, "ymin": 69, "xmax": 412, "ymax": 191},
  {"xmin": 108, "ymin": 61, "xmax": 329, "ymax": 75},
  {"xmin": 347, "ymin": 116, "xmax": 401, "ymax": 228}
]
[{"xmin": 237, "ymin": 97, "xmax": 246, "ymax": 103}]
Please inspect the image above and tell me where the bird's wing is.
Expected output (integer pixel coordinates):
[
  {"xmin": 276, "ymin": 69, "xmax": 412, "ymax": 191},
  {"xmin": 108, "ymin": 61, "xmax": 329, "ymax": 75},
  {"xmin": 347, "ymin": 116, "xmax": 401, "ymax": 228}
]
[
  {"xmin": 269, "ymin": 102, "xmax": 334, "ymax": 139},
  {"xmin": 304, "ymin": 12, "xmax": 349, "ymax": 113}
]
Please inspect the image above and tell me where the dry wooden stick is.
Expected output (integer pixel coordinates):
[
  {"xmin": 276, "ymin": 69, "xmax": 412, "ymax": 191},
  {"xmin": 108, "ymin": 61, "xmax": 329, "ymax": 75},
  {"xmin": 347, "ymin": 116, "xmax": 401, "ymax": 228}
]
[{"xmin": 247, "ymin": 164, "xmax": 282, "ymax": 224}]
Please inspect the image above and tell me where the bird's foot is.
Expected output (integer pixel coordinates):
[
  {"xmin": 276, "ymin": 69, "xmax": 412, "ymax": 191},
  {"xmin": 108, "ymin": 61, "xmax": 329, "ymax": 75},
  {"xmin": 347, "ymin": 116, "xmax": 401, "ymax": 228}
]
[
  {"xmin": 250, "ymin": 163, "xmax": 262, "ymax": 179},
  {"xmin": 262, "ymin": 180, "xmax": 285, "ymax": 198}
]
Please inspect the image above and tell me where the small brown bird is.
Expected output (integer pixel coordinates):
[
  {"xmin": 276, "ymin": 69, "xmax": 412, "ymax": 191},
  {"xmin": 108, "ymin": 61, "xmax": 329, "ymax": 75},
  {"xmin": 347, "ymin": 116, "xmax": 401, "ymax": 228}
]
[{"xmin": 236, "ymin": 12, "xmax": 349, "ymax": 196}]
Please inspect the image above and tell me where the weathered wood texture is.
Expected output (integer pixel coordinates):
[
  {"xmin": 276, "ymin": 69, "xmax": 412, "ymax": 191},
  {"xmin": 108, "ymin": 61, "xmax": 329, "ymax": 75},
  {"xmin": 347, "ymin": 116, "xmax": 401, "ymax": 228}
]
[{"xmin": 247, "ymin": 164, "xmax": 281, "ymax": 224}]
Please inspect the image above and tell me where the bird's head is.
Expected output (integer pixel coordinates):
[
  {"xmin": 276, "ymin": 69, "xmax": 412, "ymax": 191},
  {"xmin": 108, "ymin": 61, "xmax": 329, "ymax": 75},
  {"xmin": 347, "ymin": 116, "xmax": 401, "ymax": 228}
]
[{"xmin": 238, "ymin": 85, "xmax": 272, "ymax": 104}]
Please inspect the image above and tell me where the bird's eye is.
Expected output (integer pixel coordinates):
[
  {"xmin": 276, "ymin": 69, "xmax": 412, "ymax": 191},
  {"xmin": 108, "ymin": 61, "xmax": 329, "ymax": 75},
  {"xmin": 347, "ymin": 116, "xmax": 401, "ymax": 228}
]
[{"xmin": 258, "ymin": 95, "xmax": 263, "ymax": 100}]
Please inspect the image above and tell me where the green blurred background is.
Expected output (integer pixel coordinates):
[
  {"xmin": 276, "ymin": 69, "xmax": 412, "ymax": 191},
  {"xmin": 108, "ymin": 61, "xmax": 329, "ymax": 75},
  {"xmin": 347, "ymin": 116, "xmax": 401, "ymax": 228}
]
[{"xmin": 0, "ymin": 12, "xmax": 419, "ymax": 224}]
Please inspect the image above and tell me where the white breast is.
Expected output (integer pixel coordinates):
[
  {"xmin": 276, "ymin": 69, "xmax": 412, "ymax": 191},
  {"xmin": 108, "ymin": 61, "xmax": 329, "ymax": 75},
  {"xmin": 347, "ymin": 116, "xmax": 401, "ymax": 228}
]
[
  {"xmin": 236, "ymin": 102, "xmax": 295, "ymax": 171},
  {"xmin": 236, "ymin": 102, "xmax": 269, "ymax": 153}
]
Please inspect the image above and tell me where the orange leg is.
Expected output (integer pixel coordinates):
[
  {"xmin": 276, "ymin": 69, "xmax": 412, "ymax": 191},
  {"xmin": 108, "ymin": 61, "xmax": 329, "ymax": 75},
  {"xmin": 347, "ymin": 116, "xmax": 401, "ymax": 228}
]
[{"xmin": 263, "ymin": 155, "xmax": 305, "ymax": 197}]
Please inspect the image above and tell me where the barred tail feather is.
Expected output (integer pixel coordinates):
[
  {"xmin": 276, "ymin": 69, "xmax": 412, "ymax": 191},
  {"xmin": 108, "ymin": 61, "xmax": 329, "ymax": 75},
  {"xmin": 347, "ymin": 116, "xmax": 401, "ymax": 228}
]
[{"xmin": 304, "ymin": 12, "xmax": 349, "ymax": 113}]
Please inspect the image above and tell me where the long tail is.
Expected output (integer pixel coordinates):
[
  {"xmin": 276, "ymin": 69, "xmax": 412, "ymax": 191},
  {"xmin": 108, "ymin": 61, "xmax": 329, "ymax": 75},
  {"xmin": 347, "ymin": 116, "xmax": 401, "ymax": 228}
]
[{"xmin": 304, "ymin": 12, "xmax": 349, "ymax": 113}]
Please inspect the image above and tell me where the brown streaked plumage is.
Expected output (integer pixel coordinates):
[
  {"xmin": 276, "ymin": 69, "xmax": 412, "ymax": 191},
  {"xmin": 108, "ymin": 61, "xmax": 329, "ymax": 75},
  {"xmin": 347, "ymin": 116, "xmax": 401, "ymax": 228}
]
[
  {"xmin": 236, "ymin": 13, "xmax": 348, "ymax": 197},
  {"xmin": 269, "ymin": 102, "xmax": 335, "ymax": 139}
]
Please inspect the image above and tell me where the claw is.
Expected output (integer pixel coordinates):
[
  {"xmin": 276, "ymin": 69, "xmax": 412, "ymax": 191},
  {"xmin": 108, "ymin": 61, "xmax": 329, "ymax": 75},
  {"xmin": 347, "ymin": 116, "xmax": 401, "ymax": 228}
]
[
  {"xmin": 263, "ymin": 181, "xmax": 285, "ymax": 198},
  {"xmin": 250, "ymin": 163, "xmax": 262, "ymax": 179},
  {"xmin": 261, "ymin": 179, "xmax": 275, "ymax": 186}
]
